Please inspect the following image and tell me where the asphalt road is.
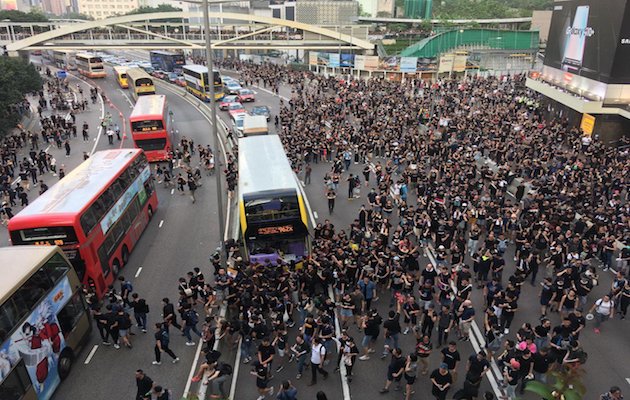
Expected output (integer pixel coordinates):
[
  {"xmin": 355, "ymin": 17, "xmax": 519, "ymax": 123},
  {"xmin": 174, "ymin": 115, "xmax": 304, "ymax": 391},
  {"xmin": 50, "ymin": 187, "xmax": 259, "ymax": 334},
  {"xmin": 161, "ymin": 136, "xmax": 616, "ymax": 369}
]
[
  {"xmin": 7, "ymin": 53, "xmax": 627, "ymax": 400},
  {"xmin": 4, "ymin": 57, "xmax": 232, "ymax": 400}
]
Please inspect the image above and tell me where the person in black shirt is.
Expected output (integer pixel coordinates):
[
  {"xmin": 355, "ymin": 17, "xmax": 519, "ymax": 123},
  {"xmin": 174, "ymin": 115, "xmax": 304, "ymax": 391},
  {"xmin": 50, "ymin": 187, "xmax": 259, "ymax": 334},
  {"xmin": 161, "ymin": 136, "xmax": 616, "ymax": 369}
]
[
  {"xmin": 466, "ymin": 352, "xmax": 490, "ymax": 379},
  {"xmin": 162, "ymin": 298, "xmax": 182, "ymax": 330},
  {"xmin": 440, "ymin": 341, "xmax": 461, "ymax": 383},
  {"xmin": 135, "ymin": 369, "xmax": 153, "ymax": 400},
  {"xmin": 430, "ymin": 363, "xmax": 453, "ymax": 400},
  {"xmin": 382, "ymin": 308, "xmax": 402, "ymax": 358},
  {"xmin": 379, "ymin": 347, "xmax": 405, "ymax": 393},
  {"xmin": 532, "ymin": 347, "xmax": 554, "ymax": 383},
  {"xmin": 153, "ymin": 323, "xmax": 179, "ymax": 365},
  {"xmin": 257, "ymin": 336, "xmax": 276, "ymax": 377}
]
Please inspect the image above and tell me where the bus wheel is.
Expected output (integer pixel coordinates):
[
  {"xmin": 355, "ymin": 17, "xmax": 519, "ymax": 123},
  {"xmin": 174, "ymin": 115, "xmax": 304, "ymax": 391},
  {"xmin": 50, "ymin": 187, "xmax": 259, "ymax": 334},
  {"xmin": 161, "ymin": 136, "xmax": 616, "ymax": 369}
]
[
  {"xmin": 58, "ymin": 349, "xmax": 74, "ymax": 379},
  {"xmin": 112, "ymin": 259, "xmax": 121, "ymax": 276},
  {"xmin": 121, "ymin": 246, "xmax": 129, "ymax": 266},
  {"xmin": 148, "ymin": 205, "xmax": 154, "ymax": 219}
]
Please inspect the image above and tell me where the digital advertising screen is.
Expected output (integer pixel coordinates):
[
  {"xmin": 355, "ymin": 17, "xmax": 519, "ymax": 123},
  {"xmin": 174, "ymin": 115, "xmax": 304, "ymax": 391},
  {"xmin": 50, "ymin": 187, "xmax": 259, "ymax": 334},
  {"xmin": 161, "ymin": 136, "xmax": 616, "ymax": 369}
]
[{"xmin": 544, "ymin": 0, "xmax": 630, "ymax": 84}]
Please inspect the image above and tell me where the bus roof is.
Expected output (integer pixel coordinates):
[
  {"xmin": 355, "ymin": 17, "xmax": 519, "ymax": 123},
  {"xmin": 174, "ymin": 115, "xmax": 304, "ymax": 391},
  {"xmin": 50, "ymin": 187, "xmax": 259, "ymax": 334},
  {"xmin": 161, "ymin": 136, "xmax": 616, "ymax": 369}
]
[
  {"xmin": 182, "ymin": 65, "xmax": 219, "ymax": 74},
  {"xmin": 75, "ymin": 52, "xmax": 97, "ymax": 59},
  {"xmin": 0, "ymin": 246, "xmax": 62, "ymax": 303},
  {"xmin": 238, "ymin": 135, "xmax": 299, "ymax": 196},
  {"xmin": 129, "ymin": 94, "xmax": 166, "ymax": 120},
  {"xmin": 126, "ymin": 67, "xmax": 152, "ymax": 81},
  {"xmin": 113, "ymin": 65, "xmax": 129, "ymax": 74},
  {"xmin": 151, "ymin": 50, "xmax": 181, "ymax": 56},
  {"xmin": 10, "ymin": 149, "xmax": 142, "ymax": 219}
]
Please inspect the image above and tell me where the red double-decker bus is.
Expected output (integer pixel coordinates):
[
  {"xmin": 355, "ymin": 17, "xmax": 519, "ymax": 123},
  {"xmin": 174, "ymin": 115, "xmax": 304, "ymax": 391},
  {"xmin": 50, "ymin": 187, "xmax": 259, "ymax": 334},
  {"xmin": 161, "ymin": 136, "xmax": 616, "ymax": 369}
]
[
  {"xmin": 8, "ymin": 149, "xmax": 158, "ymax": 297},
  {"xmin": 129, "ymin": 94, "xmax": 172, "ymax": 162}
]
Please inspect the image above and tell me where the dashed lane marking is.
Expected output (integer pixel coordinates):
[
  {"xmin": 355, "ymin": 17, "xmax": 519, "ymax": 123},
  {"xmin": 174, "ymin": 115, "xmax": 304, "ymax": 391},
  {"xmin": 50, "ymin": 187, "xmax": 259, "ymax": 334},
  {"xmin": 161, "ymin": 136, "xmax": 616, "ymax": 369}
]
[
  {"xmin": 159, "ymin": 220, "xmax": 164, "ymax": 228},
  {"xmin": 84, "ymin": 345, "xmax": 99, "ymax": 364},
  {"xmin": 314, "ymin": 211, "xmax": 318, "ymax": 219},
  {"xmin": 134, "ymin": 266, "xmax": 143, "ymax": 278}
]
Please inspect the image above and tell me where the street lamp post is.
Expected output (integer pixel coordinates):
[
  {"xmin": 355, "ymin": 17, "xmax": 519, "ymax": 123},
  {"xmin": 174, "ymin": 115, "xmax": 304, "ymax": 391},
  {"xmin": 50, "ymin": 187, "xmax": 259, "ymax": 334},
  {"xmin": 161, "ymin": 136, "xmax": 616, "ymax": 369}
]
[{"xmin": 181, "ymin": 0, "xmax": 233, "ymax": 267}]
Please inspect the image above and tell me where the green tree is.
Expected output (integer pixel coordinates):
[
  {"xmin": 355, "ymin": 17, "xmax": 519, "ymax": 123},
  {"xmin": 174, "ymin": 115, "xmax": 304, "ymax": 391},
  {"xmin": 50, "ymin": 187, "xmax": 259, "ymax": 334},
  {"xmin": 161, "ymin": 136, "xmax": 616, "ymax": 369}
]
[
  {"xmin": 125, "ymin": 4, "xmax": 183, "ymax": 15},
  {"xmin": 0, "ymin": 58, "xmax": 43, "ymax": 138},
  {"xmin": 57, "ymin": 12, "xmax": 94, "ymax": 20},
  {"xmin": 525, "ymin": 365, "xmax": 587, "ymax": 400},
  {"xmin": 0, "ymin": 10, "xmax": 48, "ymax": 22},
  {"xmin": 357, "ymin": 3, "xmax": 372, "ymax": 17}
]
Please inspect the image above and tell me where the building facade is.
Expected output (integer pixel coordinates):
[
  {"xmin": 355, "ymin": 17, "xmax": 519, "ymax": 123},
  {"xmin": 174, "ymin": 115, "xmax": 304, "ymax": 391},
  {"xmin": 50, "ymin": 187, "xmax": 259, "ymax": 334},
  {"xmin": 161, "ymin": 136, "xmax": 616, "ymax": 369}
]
[
  {"xmin": 296, "ymin": 0, "xmax": 358, "ymax": 25},
  {"xmin": 77, "ymin": 0, "xmax": 139, "ymax": 19}
]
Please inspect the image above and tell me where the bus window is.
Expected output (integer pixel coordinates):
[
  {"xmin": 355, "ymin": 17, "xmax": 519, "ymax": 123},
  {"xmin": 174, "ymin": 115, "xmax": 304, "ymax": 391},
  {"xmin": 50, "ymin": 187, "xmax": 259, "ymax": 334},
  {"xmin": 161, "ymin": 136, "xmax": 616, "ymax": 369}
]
[
  {"xmin": 57, "ymin": 291, "xmax": 87, "ymax": 335},
  {"xmin": 0, "ymin": 360, "xmax": 32, "ymax": 400}
]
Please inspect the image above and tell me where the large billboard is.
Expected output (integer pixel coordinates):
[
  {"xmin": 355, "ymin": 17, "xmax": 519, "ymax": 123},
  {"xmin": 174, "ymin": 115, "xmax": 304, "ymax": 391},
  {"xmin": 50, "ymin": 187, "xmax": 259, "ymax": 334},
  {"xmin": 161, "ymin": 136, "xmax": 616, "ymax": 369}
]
[{"xmin": 544, "ymin": 0, "xmax": 630, "ymax": 84}]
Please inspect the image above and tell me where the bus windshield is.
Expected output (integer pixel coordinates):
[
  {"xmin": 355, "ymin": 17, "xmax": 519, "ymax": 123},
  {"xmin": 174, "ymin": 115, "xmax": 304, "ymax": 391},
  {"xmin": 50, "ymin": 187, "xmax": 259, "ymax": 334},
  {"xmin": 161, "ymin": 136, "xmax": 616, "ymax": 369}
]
[
  {"xmin": 10, "ymin": 226, "xmax": 78, "ymax": 245},
  {"xmin": 245, "ymin": 195, "xmax": 300, "ymax": 222}
]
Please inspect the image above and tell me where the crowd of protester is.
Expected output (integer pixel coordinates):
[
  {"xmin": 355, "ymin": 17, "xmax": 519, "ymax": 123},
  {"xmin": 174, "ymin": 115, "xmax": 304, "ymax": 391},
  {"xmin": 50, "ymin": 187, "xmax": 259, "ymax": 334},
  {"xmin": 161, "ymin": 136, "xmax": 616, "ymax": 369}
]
[
  {"xmin": 5, "ymin": 57, "xmax": 628, "ymax": 400},
  {"xmin": 203, "ymin": 59, "xmax": 629, "ymax": 399}
]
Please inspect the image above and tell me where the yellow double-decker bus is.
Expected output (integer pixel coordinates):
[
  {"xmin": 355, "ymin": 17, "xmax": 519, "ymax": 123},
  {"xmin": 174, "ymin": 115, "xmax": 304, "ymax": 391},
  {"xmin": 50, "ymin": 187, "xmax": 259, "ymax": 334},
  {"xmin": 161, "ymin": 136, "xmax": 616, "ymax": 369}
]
[
  {"xmin": 126, "ymin": 67, "xmax": 156, "ymax": 101},
  {"xmin": 182, "ymin": 64, "xmax": 224, "ymax": 102},
  {"xmin": 113, "ymin": 66, "xmax": 129, "ymax": 88},
  {"xmin": 0, "ymin": 246, "xmax": 92, "ymax": 400}
]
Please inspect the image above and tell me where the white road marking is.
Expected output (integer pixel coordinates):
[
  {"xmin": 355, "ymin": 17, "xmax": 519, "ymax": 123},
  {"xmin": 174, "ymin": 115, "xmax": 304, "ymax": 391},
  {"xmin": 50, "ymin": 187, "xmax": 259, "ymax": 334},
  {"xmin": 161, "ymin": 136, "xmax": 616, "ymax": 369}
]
[
  {"xmin": 171, "ymin": 188, "xmax": 175, "ymax": 195},
  {"xmin": 118, "ymin": 89, "xmax": 134, "ymax": 108},
  {"xmin": 228, "ymin": 337, "xmax": 243, "ymax": 400},
  {"xmin": 159, "ymin": 220, "xmax": 164, "ymax": 228},
  {"xmin": 192, "ymin": 304, "xmax": 228, "ymax": 399},
  {"xmin": 65, "ymin": 71, "xmax": 105, "ymax": 156},
  {"xmin": 626, "ymin": 378, "xmax": 630, "ymax": 385},
  {"xmin": 314, "ymin": 211, "xmax": 319, "ymax": 219},
  {"xmin": 425, "ymin": 245, "xmax": 504, "ymax": 400},
  {"xmin": 327, "ymin": 286, "xmax": 352, "ymax": 400},
  {"xmin": 253, "ymin": 85, "xmax": 290, "ymax": 101},
  {"xmin": 134, "ymin": 266, "xmax": 143, "ymax": 278},
  {"xmin": 84, "ymin": 345, "xmax": 99, "ymax": 364}
]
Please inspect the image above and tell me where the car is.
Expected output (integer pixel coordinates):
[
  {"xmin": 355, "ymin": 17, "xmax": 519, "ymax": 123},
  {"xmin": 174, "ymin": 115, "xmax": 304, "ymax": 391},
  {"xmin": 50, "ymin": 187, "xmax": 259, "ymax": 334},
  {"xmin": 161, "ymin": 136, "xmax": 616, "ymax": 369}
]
[
  {"xmin": 219, "ymin": 95, "xmax": 239, "ymax": 110},
  {"xmin": 175, "ymin": 76, "xmax": 186, "ymax": 87},
  {"xmin": 251, "ymin": 105, "xmax": 271, "ymax": 121},
  {"xmin": 231, "ymin": 113, "xmax": 247, "ymax": 138},
  {"xmin": 225, "ymin": 81, "xmax": 242, "ymax": 95},
  {"xmin": 152, "ymin": 70, "xmax": 167, "ymax": 79},
  {"xmin": 227, "ymin": 102, "xmax": 245, "ymax": 118},
  {"xmin": 140, "ymin": 65, "xmax": 155, "ymax": 74},
  {"xmin": 166, "ymin": 72, "xmax": 179, "ymax": 83},
  {"xmin": 238, "ymin": 88, "xmax": 255, "ymax": 102}
]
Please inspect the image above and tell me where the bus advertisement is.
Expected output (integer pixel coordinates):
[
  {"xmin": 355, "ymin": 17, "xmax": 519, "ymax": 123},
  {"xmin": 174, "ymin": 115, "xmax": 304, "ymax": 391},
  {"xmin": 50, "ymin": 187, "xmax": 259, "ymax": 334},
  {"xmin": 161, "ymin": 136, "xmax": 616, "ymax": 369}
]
[
  {"xmin": 0, "ymin": 246, "xmax": 91, "ymax": 400},
  {"xmin": 129, "ymin": 95, "xmax": 172, "ymax": 162},
  {"xmin": 8, "ymin": 149, "xmax": 158, "ymax": 298},
  {"xmin": 75, "ymin": 53, "xmax": 106, "ymax": 78},
  {"xmin": 149, "ymin": 50, "xmax": 185, "ymax": 73},
  {"xmin": 182, "ymin": 65, "xmax": 224, "ymax": 102},
  {"xmin": 113, "ymin": 65, "xmax": 129, "ymax": 88},
  {"xmin": 238, "ymin": 135, "xmax": 310, "ymax": 265},
  {"xmin": 126, "ymin": 67, "xmax": 156, "ymax": 101}
]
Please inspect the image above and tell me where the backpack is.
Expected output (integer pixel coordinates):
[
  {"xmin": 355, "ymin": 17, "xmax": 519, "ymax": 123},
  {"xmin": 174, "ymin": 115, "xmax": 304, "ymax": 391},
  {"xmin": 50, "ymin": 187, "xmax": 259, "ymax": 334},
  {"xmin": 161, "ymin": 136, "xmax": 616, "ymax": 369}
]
[
  {"xmin": 187, "ymin": 310, "xmax": 199, "ymax": 325},
  {"xmin": 218, "ymin": 362, "xmax": 233, "ymax": 376},
  {"xmin": 160, "ymin": 329, "xmax": 170, "ymax": 345}
]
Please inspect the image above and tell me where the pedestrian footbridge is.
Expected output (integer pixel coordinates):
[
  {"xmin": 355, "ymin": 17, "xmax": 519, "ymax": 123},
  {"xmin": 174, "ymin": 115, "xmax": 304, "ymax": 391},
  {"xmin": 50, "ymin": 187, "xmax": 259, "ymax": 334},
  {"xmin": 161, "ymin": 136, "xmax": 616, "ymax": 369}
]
[{"xmin": 3, "ymin": 12, "xmax": 374, "ymax": 54}]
